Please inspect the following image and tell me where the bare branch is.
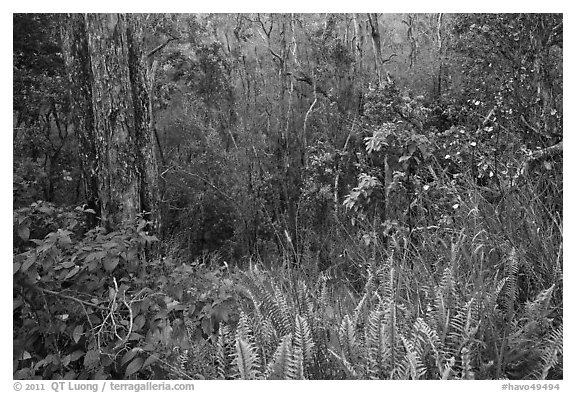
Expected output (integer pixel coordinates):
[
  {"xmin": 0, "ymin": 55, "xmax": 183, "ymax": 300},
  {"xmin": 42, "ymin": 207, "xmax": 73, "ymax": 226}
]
[
  {"xmin": 41, "ymin": 288, "xmax": 109, "ymax": 311},
  {"xmin": 382, "ymin": 53, "xmax": 397, "ymax": 64},
  {"xmin": 147, "ymin": 35, "xmax": 179, "ymax": 58}
]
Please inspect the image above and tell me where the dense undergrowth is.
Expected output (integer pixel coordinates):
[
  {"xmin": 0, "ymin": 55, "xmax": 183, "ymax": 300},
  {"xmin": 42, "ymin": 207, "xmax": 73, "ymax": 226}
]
[{"xmin": 13, "ymin": 171, "xmax": 562, "ymax": 380}]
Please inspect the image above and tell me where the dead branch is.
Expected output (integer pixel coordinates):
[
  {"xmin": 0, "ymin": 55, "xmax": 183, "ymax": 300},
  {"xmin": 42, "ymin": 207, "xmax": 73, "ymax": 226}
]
[{"xmin": 147, "ymin": 34, "xmax": 179, "ymax": 58}]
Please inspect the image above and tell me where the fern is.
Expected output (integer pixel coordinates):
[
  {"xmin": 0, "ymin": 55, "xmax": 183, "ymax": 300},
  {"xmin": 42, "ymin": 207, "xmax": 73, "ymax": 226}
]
[
  {"xmin": 503, "ymin": 248, "xmax": 520, "ymax": 322},
  {"xmin": 524, "ymin": 284, "xmax": 555, "ymax": 327},
  {"xmin": 245, "ymin": 288, "xmax": 276, "ymax": 364},
  {"xmin": 294, "ymin": 314, "xmax": 315, "ymax": 368},
  {"xmin": 398, "ymin": 334, "xmax": 426, "ymax": 380},
  {"xmin": 236, "ymin": 312, "xmax": 252, "ymax": 341},
  {"xmin": 272, "ymin": 283, "xmax": 293, "ymax": 336},
  {"xmin": 365, "ymin": 309, "xmax": 385, "ymax": 378},
  {"xmin": 265, "ymin": 334, "xmax": 293, "ymax": 379},
  {"xmin": 288, "ymin": 345, "xmax": 305, "ymax": 380},
  {"xmin": 537, "ymin": 324, "xmax": 563, "ymax": 379},
  {"xmin": 432, "ymin": 267, "xmax": 458, "ymax": 345},
  {"xmin": 242, "ymin": 273, "xmax": 293, "ymax": 337},
  {"xmin": 216, "ymin": 324, "xmax": 231, "ymax": 379},
  {"xmin": 383, "ymin": 290, "xmax": 398, "ymax": 371},
  {"xmin": 378, "ymin": 265, "xmax": 395, "ymax": 303},
  {"xmin": 414, "ymin": 317, "xmax": 445, "ymax": 376},
  {"xmin": 447, "ymin": 297, "xmax": 479, "ymax": 358},
  {"xmin": 260, "ymin": 317, "xmax": 276, "ymax": 350},
  {"xmin": 486, "ymin": 277, "xmax": 507, "ymax": 312},
  {"xmin": 338, "ymin": 314, "xmax": 361, "ymax": 364},
  {"xmin": 439, "ymin": 266, "xmax": 458, "ymax": 309},
  {"xmin": 295, "ymin": 280, "xmax": 315, "ymax": 320},
  {"xmin": 232, "ymin": 312, "xmax": 261, "ymax": 379},
  {"xmin": 176, "ymin": 348, "xmax": 189, "ymax": 371},
  {"xmin": 460, "ymin": 346, "xmax": 475, "ymax": 380},
  {"xmin": 364, "ymin": 264, "xmax": 376, "ymax": 297},
  {"xmin": 318, "ymin": 275, "xmax": 330, "ymax": 314},
  {"xmin": 233, "ymin": 337, "xmax": 260, "ymax": 379}
]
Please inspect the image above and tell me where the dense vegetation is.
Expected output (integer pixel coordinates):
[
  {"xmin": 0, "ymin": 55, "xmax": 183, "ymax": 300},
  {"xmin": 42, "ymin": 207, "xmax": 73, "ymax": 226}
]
[{"xmin": 13, "ymin": 13, "xmax": 562, "ymax": 380}]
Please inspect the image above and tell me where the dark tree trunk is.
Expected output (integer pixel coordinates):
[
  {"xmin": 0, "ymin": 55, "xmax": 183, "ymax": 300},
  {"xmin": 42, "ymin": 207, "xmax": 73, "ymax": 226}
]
[{"xmin": 61, "ymin": 13, "xmax": 159, "ymax": 231}]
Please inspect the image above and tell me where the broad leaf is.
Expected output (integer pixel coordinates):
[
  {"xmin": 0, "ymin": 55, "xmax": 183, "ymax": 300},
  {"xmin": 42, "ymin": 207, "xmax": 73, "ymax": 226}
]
[
  {"xmin": 103, "ymin": 257, "xmax": 119, "ymax": 273},
  {"xmin": 17, "ymin": 225, "xmax": 30, "ymax": 241},
  {"xmin": 72, "ymin": 325, "xmax": 83, "ymax": 343},
  {"xmin": 121, "ymin": 348, "xmax": 140, "ymax": 366},
  {"xmin": 64, "ymin": 266, "xmax": 80, "ymax": 280},
  {"xmin": 125, "ymin": 357, "xmax": 144, "ymax": 377}
]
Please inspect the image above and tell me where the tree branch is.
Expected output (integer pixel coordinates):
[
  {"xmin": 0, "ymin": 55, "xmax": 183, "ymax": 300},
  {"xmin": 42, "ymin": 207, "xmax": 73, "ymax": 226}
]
[
  {"xmin": 147, "ymin": 34, "xmax": 179, "ymax": 58},
  {"xmin": 41, "ymin": 288, "xmax": 109, "ymax": 311},
  {"xmin": 382, "ymin": 53, "xmax": 397, "ymax": 64},
  {"xmin": 287, "ymin": 70, "xmax": 338, "ymax": 105}
]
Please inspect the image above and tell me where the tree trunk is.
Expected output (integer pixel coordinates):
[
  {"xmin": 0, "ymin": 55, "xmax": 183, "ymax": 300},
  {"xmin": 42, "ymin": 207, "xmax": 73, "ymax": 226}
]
[
  {"xmin": 62, "ymin": 13, "xmax": 159, "ymax": 231},
  {"xmin": 436, "ymin": 13, "xmax": 444, "ymax": 99},
  {"xmin": 352, "ymin": 14, "xmax": 364, "ymax": 78},
  {"xmin": 60, "ymin": 14, "xmax": 100, "ymax": 227},
  {"xmin": 367, "ymin": 13, "xmax": 383, "ymax": 85}
]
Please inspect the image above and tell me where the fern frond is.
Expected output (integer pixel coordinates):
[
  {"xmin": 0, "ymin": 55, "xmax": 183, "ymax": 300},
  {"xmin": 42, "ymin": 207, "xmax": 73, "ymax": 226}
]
[
  {"xmin": 536, "ymin": 324, "xmax": 563, "ymax": 379},
  {"xmin": 243, "ymin": 273, "xmax": 293, "ymax": 338},
  {"xmin": 503, "ymin": 248, "xmax": 519, "ymax": 321},
  {"xmin": 414, "ymin": 316, "xmax": 446, "ymax": 376},
  {"xmin": 272, "ymin": 283, "xmax": 293, "ymax": 336},
  {"xmin": 486, "ymin": 277, "xmax": 507, "ymax": 311},
  {"xmin": 379, "ymin": 266, "xmax": 396, "ymax": 304},
  {"xmin": 460, "ymin": 346, "xmax": 475, "ymax": 380},
  {"xmin": 352, "ymin": 291, "xmax": 368, "ymax": 327},
  {"xmin": 261, "ymin": 317, "xmax": 276, "ymax": 348},
  {"xmin": 400, "ymin": 334, "xmax": 426, "ymax": 380},
  {"xmin": 382, "ymin": 293, "xmax": 398, "ymax": 368},
  {"xmin": 236, "ymin": 311, "xmax": 253, "ymax": 341},
  {"xmin": 294, "ymin": 314, "xmax": 315, "ymax": 368},
  {"xmin": 431, "ymin": 286, "xmax": 450, "ymax": 347},
  {"xmin": 364, "ymin": 265, "xmax": 376, "ymax": 296},
  {"xmin": 339, "ymin": 314, "xmax": 361, "ymax": 364},
  {"xmin": 524, "ymin": 284, "xmax": 555, "ymax": 326},
  {"xmin": 288, "ymin": 345, "xmax": 305, "ymax": 380},
  {"xmin": 232, "ymin": 336, "xmax": 261, "ymax": 380},
  {"xmin": 295, "ymin": 280, "xmax": 315, "ymax": 320},
  {"xmin": 414, "ymin": 317, "xmax": 441, "ymax": 355},
  {"xmin": 438, "ymin": 266, "xmax": 458, "ymax": 309},
  {"xmin": 266, "ymin": 334, "xmax": 293, "ymax": 380},
  {"xmin": 447, "ymin": 297, "xmax": 479, "ymax": 356},
  {"xmin": 216, "ymin": 324, "xmax": 231, "ymax": 379},
  {"xmin": 365, "ymin": 309, "xmax": 385, "ymax": 378}
]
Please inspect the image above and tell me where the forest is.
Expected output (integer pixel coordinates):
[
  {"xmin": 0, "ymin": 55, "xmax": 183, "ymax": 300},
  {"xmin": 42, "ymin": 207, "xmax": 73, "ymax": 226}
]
[{"xmin": 13, "ymin": 13, "xmax": 563, "ymax": 380}]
